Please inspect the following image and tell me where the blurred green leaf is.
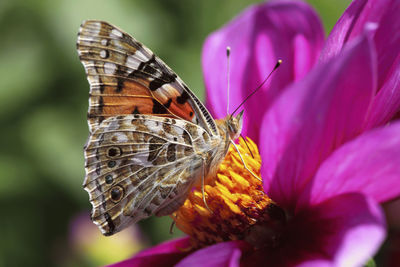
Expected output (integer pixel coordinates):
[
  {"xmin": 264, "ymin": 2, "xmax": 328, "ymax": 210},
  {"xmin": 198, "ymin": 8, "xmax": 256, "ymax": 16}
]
[
  {"xmin": 0, "ymin": 42, "xmax": 47, "ymax": 118},
  {"xmin": 20, "ymin": 106, "xmax": 87, "ymax": 201},
  {"xmin": 365, "ymin": 258, "xmax": 377, "ymax": 267},
  {"xmin": 0, "ymin": 155, "xmax": 36, "ymax": 197}
]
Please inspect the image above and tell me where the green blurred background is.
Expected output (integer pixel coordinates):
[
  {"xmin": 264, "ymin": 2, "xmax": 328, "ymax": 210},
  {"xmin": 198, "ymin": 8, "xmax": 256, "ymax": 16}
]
[{"xmin": 7, "ymin": 0, "xmax": 397, "ymax": 266}]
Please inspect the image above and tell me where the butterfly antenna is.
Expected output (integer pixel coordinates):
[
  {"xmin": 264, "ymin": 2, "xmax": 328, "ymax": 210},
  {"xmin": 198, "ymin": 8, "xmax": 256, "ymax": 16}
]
[
  {"xmin": 231, "ymin": 59, "xmax": 282, "ymax": 116},
  {"xmin": 240, "ymin": 134, "xmax": 254, "ymax": 159},
  {"xmin": 226, "ymin": 46, "xmax": 231, "ymax": 115}
]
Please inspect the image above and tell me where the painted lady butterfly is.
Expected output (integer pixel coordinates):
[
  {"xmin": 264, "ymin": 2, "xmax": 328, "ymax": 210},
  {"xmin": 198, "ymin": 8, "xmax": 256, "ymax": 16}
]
[{"xmin": 77, "ymin": 20, "xmax": 247, "ymax": 236}]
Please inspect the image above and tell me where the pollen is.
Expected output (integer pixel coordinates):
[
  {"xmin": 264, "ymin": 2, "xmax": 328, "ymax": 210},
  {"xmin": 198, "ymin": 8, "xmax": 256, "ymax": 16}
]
[{"xmin": 172, "ymin": 137, "xmax": 284, "ymax": 248}]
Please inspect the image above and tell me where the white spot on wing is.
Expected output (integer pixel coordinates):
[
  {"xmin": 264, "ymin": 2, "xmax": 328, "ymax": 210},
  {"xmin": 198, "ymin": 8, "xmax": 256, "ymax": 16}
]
[
  {"xmin": 87, "ymin": 21, "xmax": 101, "ymax": 36},
  {"xmin": 131, "ymin": 155, "xmax": 150, "ymax": 166},
  {"xmin": 101, "ymin": 39, "xmax": 108, "ymax": 46},
  {"xmin": 100, "ymin": 50, "xmax": 107, "ymax": 58},
  {"xmin": 174, "ymin": 126, "xmax": 184, "ymax": 136},
  {"xmin": 144, "ymin": 120, "xmax": 161, "ymax": 131},
  {"xmin": 126, "ymin": 55, "xmax": 141, "ymax": 70},
  {"xmin": 104, "ymin": 62, "xmax": 116, "ymax": 74},
  {"xmin": 135, "ymin": 49, "xmax": 148, "ymax": 62},
  {"xmin": 111, "ymin": 29, "xmax": 123, "ymax": 38},
  {"xmin": 112, "ymin": 133, "xmax": 128, "ymax": 143},
  {"xmin": 160, "ymin": 84, "xmax": 179, "ymax": 99},
  {"xmin": 108, "ymin": 120, "xmax": 120, "ymax": 131}
]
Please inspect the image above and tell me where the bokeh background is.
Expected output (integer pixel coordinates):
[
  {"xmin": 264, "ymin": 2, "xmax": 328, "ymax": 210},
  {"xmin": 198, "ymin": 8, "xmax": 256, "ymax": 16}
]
[{"xmin": 2, "ymin": 0, "xmax": 399, "ymax": 266}]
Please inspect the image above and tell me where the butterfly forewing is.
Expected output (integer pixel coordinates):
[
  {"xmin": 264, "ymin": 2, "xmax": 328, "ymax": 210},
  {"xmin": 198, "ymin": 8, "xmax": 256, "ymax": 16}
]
[{"xmin": 77, "ymin": 20, "xmax": 217, "ymax": 136}]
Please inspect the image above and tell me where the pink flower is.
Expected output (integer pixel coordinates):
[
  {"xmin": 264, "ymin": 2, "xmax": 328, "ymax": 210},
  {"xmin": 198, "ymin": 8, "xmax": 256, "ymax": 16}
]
[{"xmin": 109, "ymin": 0, "xmax": 400, "ymax": 266}]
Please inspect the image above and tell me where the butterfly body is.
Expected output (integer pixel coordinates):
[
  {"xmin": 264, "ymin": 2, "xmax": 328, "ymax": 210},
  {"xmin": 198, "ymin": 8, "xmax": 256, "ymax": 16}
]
[{"xmin": 78, "ymin": 20, "xmax": 243, "ymax": 235}]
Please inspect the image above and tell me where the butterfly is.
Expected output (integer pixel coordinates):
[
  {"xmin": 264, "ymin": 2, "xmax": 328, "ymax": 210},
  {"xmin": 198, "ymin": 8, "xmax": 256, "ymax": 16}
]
[{"xmin": 77, "ymin": 20, "xmax": 247, "ymax": 236}]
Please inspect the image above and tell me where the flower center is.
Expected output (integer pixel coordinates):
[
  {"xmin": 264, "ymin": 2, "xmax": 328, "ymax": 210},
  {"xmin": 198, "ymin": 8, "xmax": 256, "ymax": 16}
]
[{"xmin": 172, "ymin": 137, "xmax": 286, "ymax": 249}]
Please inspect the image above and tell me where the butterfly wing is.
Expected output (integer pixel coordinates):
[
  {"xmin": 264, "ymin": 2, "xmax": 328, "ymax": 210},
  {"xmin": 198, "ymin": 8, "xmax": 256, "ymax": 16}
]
[
  {"xmin": 77, "ymin": 20, "xmax": 218, "ymax": 136},
  {"xmin": 77, "ymin": 20, "xmax": 221, "ymax": 235},
  {"xmin": 84, "ymin": 114, "xmax": 211, "ymax": 235}
]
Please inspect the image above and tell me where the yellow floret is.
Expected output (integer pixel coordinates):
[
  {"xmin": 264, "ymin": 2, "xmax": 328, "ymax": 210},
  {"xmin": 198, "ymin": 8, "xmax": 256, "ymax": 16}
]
[{"xmin": 172, "ymin": 137, "xmax": 279, "ymax": 248}]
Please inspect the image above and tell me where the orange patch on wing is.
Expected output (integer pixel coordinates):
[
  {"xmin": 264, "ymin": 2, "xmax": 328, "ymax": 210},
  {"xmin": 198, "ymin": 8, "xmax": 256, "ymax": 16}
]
[
  {"xmin": 100, "ymin": 80, "xmax": 155, "ymax": 116},
  {"xmin": 166, "ymin": 101, "xmax": 195, "ymax": 121},
  {"xmin": 100, "ymin": 80, "xmax": 151, "ymax": 96},
  {"xmin": 99, "ymin": 79, "xmax": 196, "ymax": 121},
  {"xmin": 121, "ymin": 80, "xmax": 151, "ymax": 96},
  {"xmin": 102, "ymin": 96, "xmax": 154, "ymax": 115},
  {"xmin": 152, "ymin": 84, "xmax": 195, "ymax": 122}
]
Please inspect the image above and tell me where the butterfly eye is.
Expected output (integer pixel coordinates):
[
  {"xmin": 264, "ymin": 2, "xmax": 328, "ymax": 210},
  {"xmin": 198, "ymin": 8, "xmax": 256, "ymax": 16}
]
[
  {"xmin": 107, "ymin": 147, "xmax": 122, "ymax": 158},
  {"xmin": 110, "ymin": 185, "xmax": 124, "ymax": 203}
]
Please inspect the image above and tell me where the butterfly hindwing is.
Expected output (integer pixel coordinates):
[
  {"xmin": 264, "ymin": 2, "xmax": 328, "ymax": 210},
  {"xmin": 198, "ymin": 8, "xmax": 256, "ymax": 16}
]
[
  {"xmin": 77, "ymin": 20, "xmax": 218, "ymax": 136},
  {"xmin": 83, "ymin": 114, "xmax": 210, "ymax": 235}
]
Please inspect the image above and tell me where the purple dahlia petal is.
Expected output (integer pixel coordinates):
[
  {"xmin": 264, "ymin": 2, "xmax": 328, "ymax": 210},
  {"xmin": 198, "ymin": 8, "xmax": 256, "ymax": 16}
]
[
  {"xmin": 298, "ymin": 121, "xmax": 400, "ymax": 208},
  {"xmin": 321, "ymin": 0, "xmax": 400, "ymax": 91},
  {"xmin": 260, "ymin": 34, "xmax": 376, "ymax": 210},
  {"xmin": 320, "ymin": 0, "xmax": 388, "ymax": 62},
  {"xmin": 288, "ymin": 193, "xmax": 385, "ymax": 266},
  {"xmin": 243, "ymin": 193, "xmax": 385, "ymax": 266},
  {"xmin": 363, "ymin": 56, "xmax": 400, "ymax": 129},
  {"xmin": 107, "ymin": 237, "xmax": 191, "ymax": 267},
  {"xmin": 371, "ymin": 0, "xmax": 400, "ymax": 89},
  {"xmin": 176, "ymin": 241, "xmax": 250, "ymax": 267},
  {"xmin": 202, "ymin": 0, "xmax": 324, "ymax": 142},
  {"xmin": 296, "ymin": 260, "xmax": 331, "ymax": 267},
  {"xmin": 363, "ymin": 0, "xmax": 400, "ymax": 128}
]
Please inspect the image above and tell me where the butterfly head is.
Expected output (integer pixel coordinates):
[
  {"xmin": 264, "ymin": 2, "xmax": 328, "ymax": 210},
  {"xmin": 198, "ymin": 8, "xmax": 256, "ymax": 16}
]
[{"xmin": 227, "ymin": 110, "xmax": 244, "ymax": 140}]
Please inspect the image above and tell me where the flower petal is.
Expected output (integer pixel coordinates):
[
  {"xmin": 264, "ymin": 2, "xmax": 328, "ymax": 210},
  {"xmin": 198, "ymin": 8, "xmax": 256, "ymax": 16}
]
[
  {"xmin": 107, "ymin": 237, "xmax": 191, "ymax": 267},
  {"xmin": 299, "ymin": 121, "xmax": 400, "ymax": 208},
  {"xmin": 176, "ymin": 241, "xmax": 250, "ymax": 267},
  {"xmin": 364, "ymin": 5, "xmax": 400, "ymax": 129},
  {"xmin": 260, "ymin": 34, "xmax": 376, "ymax": 209},
  {"xmin": 202, "ymin": 0, "xmax": 324, "ymax": 142},
  {"xmin": 363, "ymin": 56, "xmax": 400, "ymax": 129},
  {"xmin": 321, "ymin": 0, "xmax": 400, "ymax": 91},
  {"xmin": 372, "ymin": 0, "xmax": 400, "ymax": 89},
  {"xmin": 290, "ymin": 193, "xmax": 385, "ymax": 267},
  {"xmin": 320, "ymin": 0, "xmax": 388, "ymax": 61},
  {"xmin": 244, "ymin": 193, "xmax": 385, "ymax": 266}
]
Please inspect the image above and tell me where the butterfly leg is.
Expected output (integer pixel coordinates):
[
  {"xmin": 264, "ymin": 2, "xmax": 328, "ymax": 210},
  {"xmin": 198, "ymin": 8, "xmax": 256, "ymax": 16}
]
[
  {"xmin": 201, "ymin": 157, "xmax": 213, "ymax": 214},
  {"xmin": 169, "ymin": 214, "xmax": 177, "ymax": 234},
  {"xmin": 230, "ymin": 140, "xmax": 262, "ymax": 182}
]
